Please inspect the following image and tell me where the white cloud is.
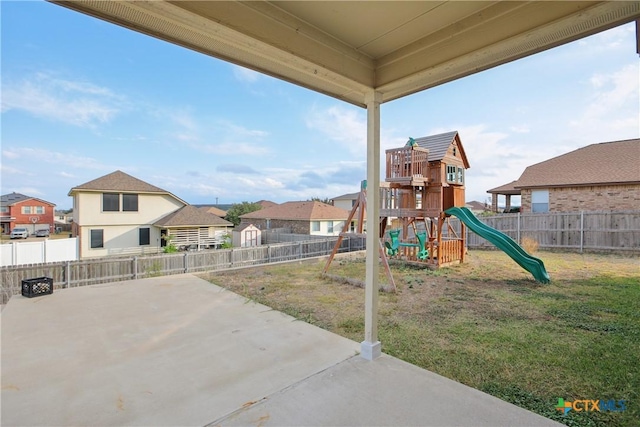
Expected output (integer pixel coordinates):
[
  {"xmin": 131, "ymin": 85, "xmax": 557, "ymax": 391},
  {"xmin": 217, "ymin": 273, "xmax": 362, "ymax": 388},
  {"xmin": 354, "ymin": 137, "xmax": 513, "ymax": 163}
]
[
  {"xmin": 2, "ymin": 147, "xmax": 119, "ymax": 171},
  {"xmin": 509, "ymin": 125, "xmax": 530, "ymax": 134},
  {"xmin": 570, "ymin": 63, "xmax": 640, "ymax": 137},
  {"xmin": 232, "ymin": 65, "xmax": 261, "ymax": 83},
  {"xmin": 12, "ymin": 187, "xmax": 44, "ymax": 197},
  {"xmin": 190, "ymin": 142, "xmax": 269, "ymax": 156},
  {"xmin": 2, "ymin": 150, "xmax": 20, "ymax": 160},
  {"xmin": 1, "ymin": 73, "xmax": 124, "ymax": 127},
  {"xmin": 0, "ymin": 164, "xmax": 31, "ymax": 175},
  {"xmin": 305, "ymin": 105, "xmax": 367, "ymax": 156}
]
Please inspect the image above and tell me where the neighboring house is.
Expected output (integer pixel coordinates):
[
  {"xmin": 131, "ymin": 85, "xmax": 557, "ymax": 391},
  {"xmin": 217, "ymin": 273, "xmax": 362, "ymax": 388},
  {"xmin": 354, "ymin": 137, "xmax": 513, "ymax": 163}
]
[
  {"xmin": 0, "ymin": 192, "xmax": 56, "ymax": 235},
  {"xmin": 488, "ymin": 138, "xmax": 640, "ymax": 213},
  {"xmin": 54, "ymin": 210, "xmax": 74, "ymax": 232},
  {"xmin": 331, "ymin": 192, "xmax": 359, "ymax": 210},
  {"xmin": 239, "ymin": 201, "xmax": 349, "ymax": 236},
  {"xmin": 233, "ymin": 223, "xmax": 262, "ymax": 248},
  {"xmin": 155, "ymin": 205, "xmax": 232, "ymax": 250},
  {"xmin": 68, "ymin": 170, "xmax": 231, "ymax": 258},
  {"xmin": 55, "ymin": 210, "xmax": 74, "ymax": 224},
  {"xmin": 255, "ymin": 200, "xmax": 278, "ymax": 209},
  {"xmin": 197, "ymin": 205, "xmax": 228, "ymax": 217},
  {"xmin": 487, "ymin": 181, "xmax": 521, "ymax": 213},
  {"xmin": 464, "ymin": 201, "xmax": 490, "ymax": 215}
]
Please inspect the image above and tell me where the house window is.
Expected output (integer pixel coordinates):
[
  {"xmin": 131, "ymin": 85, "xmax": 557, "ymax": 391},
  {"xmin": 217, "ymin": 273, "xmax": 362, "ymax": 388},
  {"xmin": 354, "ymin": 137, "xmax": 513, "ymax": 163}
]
[
  {"xmin": 35, "ymin": 206, "xmax": 45, "ymax": 214},
  {"xmin": 0, "ymin": 206, "xmax": 8, "ymax": 213},
  {"xmin": 90, "ymin": 229, "xmax": 104, "ymax": 248},
  {"xmin": 446, "ymin": 165, "xmax": 457, "ymax": 183},
  {"xmin": 311, "ymin": 221, "xmax": 320, "ymax": 232},
  {"xmin": 103, "ymin": 193, "xmax": 119, "ymax": 212},
  {"xmin": 139, "ymin": 228, "xmax": 150, "ymax": 246},
  {"xmin": 457, "ymin": 167, "xmax": 464, "ymax": 184},
  {"xmin": 327, "ymin": 221, "xmax": 334, "ymax": 233},
  {"xmin": 123, "ymin": 194, "xmax": 138, "ymax": 212},
  {"xmin": 531, "ymin": 190, "xmax": 549, "ymax": 213},
  {"xmin": 22, "ymin": 206, "xmax": 32, "ymax": 214}
]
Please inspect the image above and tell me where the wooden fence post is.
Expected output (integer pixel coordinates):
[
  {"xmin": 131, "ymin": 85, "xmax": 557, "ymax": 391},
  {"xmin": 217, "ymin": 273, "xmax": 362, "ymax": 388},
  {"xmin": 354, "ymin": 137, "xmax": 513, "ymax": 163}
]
[
  {"xmin": 65, "ymin": 261, "xmax": 71, "ymax": 288},
  {"xmin": 184, "ymin": 252, "xmax": 188, "ymax": 273},
  {"xmin": 580, "ymin": 211, "xmax": 584, "ymax": 253}
]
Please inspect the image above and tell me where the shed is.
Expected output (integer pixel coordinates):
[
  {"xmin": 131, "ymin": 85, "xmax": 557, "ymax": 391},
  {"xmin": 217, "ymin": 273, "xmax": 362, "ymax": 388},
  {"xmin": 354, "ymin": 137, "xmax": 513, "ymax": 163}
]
[{"xmin": 233, "ymin": 223, "xmax": 261, "ymax": 248}]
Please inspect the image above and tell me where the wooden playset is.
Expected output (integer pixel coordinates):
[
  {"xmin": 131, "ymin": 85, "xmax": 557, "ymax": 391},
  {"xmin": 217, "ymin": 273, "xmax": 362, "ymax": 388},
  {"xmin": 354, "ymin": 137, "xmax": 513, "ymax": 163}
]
[
  {"xmin": 380, "ymin": 130, "xmax": 469, "ymax": 268},
  {"xmin": 324, "ymin": 130, "xmax": 551, "ymax": 285},
  {"xmin": 324, "ymin": 131, "xmax": 469, "ymax": 280}
]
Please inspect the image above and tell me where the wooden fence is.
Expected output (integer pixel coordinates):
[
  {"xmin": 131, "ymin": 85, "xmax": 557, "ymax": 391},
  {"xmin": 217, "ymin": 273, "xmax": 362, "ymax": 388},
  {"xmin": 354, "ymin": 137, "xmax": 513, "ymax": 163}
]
[
  {"xmin": 465, "ymin": 211, "xmax": 640, "ymax": 252},
  {"xmin": 0, "ymin": 236, "xmax": 365, "ymax": 304}
]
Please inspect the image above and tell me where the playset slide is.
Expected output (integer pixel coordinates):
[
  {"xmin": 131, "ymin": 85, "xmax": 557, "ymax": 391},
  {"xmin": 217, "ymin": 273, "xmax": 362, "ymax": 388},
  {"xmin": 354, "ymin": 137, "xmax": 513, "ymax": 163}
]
[{"xmin": 445, "ymin": 207, "xmax": 550, "ymax": 283}]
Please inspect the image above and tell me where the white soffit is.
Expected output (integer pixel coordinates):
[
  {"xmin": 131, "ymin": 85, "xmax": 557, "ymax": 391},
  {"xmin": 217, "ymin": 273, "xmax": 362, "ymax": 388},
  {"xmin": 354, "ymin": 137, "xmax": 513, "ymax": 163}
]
[{"xmin": 52, "ymin": 1, "xmax": 640, "ymax": 107}]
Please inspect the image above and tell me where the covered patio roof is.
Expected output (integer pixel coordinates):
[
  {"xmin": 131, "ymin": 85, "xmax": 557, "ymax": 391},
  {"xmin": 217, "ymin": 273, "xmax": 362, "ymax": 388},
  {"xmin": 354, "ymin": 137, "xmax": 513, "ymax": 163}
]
[
  {"xmin": 52, "ymin": 1, "xmax": 639, "ymax": 107},
  {"xmin": 49, "ymin": 0, "xmax": 640, "ymax": 359}
]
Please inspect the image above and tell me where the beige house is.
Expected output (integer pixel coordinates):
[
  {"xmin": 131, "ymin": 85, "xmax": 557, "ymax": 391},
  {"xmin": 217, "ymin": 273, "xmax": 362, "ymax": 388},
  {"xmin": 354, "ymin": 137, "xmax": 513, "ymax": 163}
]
[
  {"xmin": 331, "ymin": 192, "xmax": 360, "ymax": 211},
  {"xmin": 489, "ymin": 138, "xmax": 640, "ymax": 213},
  {"xmin": 69, "ymin": 170, "xmax": 231, "ymax": 258},
  {"xmin": 239, "ymin": 201, "xmax": 349, "ymax": 236}
]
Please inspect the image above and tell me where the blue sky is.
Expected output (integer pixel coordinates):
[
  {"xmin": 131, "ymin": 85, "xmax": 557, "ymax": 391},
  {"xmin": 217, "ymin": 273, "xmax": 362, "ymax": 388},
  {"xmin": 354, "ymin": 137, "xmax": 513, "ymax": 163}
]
[{"xmin": 2, "ymin": 1, "xmax": 638, "ymax": 210}]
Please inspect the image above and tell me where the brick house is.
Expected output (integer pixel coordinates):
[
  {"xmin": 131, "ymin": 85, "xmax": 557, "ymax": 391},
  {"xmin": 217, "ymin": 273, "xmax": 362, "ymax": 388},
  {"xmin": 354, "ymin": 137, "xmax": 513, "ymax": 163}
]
[
  {"xmin": 489, "ymin": 138, "xmax": 640, "ymax": 213},
  {"xmin": 239, "ymin": 201, "xmax": 349, "ymax": 236},
  {"xmin": 0, "ymin": 192, "xmax": 56, "ymax": 235}
]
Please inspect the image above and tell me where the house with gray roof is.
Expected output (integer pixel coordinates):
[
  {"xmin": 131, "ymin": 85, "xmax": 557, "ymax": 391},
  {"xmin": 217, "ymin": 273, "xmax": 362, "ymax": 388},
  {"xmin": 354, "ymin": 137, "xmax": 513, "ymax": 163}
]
[
  {"xmin": 240, "ymin": 201, "xmax": 350, "ymax": 236},
  {"xmin": 1, "ymin": 192, "xmax": 56, "ymax": 235},
  {"xmin": 488, "ymin": 138, "xmax": 640, "ymax": 213},
  {"xmin": 68, "ymin": 170, "xmax": 231, "ymax": 258},
  {"xmin": 331, "ymin": 191, "xmax": 360, "ymax": 211}
]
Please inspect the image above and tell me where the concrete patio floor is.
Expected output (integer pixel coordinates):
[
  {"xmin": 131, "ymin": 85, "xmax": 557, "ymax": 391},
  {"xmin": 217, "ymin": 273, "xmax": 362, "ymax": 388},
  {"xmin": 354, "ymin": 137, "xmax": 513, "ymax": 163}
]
[{"xmin": 1, "ymin": 274, "xmax": 561, "ymax": 426}]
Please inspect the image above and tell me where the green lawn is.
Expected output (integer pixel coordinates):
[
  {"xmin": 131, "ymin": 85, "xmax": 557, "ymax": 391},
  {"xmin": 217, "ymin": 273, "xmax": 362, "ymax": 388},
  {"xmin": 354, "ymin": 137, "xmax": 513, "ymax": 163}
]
[{"xmin": 201, "ymin": 250, "xmax": 639, "ymax": 427}]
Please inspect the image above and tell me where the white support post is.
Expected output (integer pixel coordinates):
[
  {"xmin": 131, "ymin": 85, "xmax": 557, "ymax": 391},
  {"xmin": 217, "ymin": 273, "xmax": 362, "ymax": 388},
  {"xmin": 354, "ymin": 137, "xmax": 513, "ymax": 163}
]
[{"xmin": 361, "ymin": 90, "xmax": 382, "ymax": 361}]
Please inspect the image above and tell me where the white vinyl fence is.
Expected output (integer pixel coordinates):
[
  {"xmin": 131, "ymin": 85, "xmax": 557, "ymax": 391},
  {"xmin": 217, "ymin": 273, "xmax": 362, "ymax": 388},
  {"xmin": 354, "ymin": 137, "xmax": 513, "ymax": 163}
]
[{"xmin": 0, "ymin": 238, "xmax": 79, "ymax": 267}]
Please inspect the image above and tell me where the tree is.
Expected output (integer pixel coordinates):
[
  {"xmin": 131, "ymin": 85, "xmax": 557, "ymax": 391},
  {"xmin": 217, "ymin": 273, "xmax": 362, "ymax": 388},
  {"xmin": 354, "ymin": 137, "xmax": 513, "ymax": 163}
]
[
  {"xmin": 225, "ymin": 202, "xmax": 262, "ymax": 227},
  {"xmin": 308, "ymin": 197, "xmax": 332, "ymax": 205}
]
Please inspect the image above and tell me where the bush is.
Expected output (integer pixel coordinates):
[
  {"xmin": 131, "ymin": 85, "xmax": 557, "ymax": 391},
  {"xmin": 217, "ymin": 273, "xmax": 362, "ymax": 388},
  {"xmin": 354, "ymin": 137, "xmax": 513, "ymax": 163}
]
[{"xmin": 521, "ymin": 236, "xmax": 539, "ymax": 254}]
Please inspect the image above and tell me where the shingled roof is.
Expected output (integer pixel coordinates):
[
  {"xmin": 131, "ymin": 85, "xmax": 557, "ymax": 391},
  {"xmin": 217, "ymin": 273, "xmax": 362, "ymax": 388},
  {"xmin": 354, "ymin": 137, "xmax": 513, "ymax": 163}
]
[
  {"xmin": 412, "ymin": 130, "xmax": 470, "ymax": 168},
  {"xmin": 332, "ymin": 192, "xmax": 360, "ymax": 201},
  {"xmin": 240, "ymin": 201, "xmax": 349, "ymax": 221},
  {"xmin": 487, "ymin": 180, "xmax": 521, "ymax": 195},
  {"xmin": 255, "ymin": 200, "xmax": 278, "ymax": 209},
  {"xmin": 71, "ymin": 170, "xmax": 167, "ymax": 193},
  {"xmin": 515, "ymin": 138, "xmax": 640, "ymax": 188},
  {"xmin": 154, "ymin": 206, "xmax": 232, "ymax": 227},
  {"xmin": 1, "ymin": 192, "xmax": 56, "ymax": 207},
  {"xmin": 198, "ymin": 206, "xmax": 228, "ymax": 217},
  {"xmin": 69, "ymin": 170, "xmax": 186, "ymax": 204}
]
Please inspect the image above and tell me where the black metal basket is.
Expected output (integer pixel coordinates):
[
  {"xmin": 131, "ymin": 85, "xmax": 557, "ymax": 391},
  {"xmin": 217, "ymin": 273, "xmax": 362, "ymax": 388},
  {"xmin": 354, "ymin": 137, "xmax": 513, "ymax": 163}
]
[{"xmin": 21, "ymin": 277, "xmax": 53, "ymax": 298}]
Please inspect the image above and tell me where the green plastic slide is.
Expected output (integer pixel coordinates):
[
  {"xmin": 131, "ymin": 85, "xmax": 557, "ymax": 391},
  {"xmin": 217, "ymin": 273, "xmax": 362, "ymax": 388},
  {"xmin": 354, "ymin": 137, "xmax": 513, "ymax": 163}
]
[{"xmin": 445, "ymin": 207, "xmax": 550, "ymax": 283}]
